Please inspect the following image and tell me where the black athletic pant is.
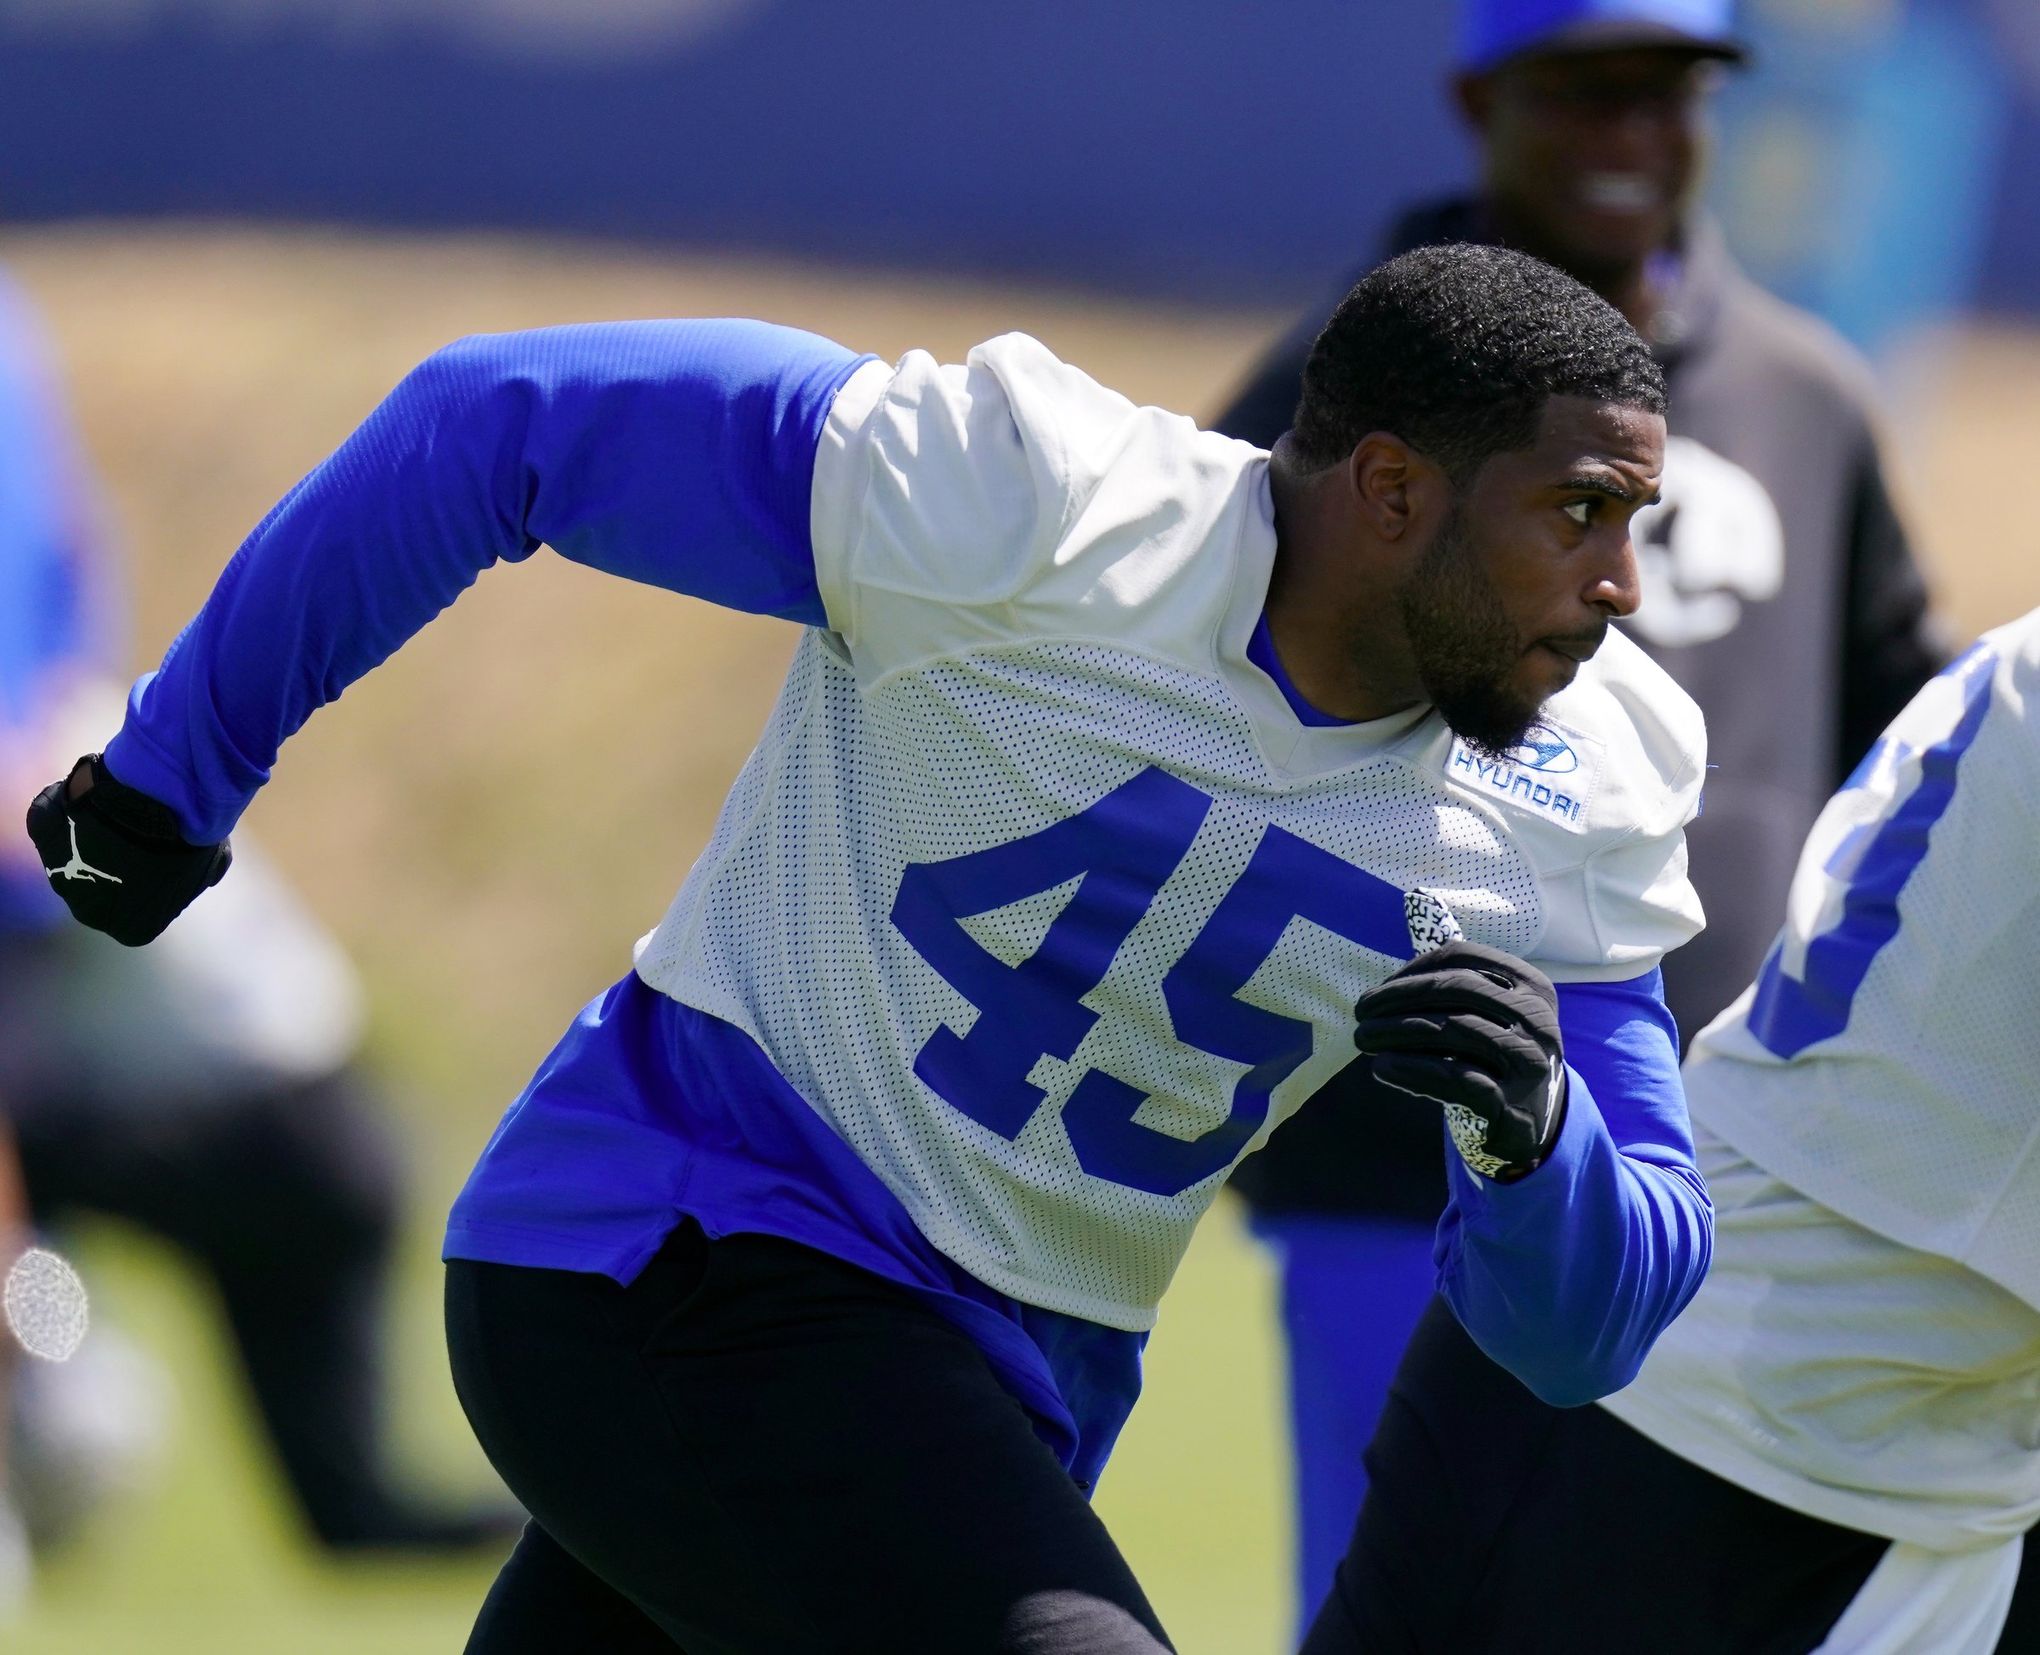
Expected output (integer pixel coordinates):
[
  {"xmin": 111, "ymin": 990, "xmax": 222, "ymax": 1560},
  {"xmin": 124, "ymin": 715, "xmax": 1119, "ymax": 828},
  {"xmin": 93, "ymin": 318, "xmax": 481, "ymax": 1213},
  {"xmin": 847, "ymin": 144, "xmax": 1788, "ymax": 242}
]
[
  {"xmin": 445, "ymin": 1221, "xmax": 1174, "ymax": 1655},
  {"xmin": 1303, "ymin": 1297, "xmax": 1891, "ymax": 1655}
]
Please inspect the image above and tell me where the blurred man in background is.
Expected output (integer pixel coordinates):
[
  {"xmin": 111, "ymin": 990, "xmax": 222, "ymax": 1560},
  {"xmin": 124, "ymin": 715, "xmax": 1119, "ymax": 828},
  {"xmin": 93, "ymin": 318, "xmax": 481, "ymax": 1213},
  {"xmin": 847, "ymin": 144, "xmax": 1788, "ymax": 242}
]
[
  {"xmin": 0, "ymin": 269, "xmax": 513, "ymax": 1570},
  {"xmin": 1211, "ymin": 0, "xmax": 1947, "ymax": 1626}
]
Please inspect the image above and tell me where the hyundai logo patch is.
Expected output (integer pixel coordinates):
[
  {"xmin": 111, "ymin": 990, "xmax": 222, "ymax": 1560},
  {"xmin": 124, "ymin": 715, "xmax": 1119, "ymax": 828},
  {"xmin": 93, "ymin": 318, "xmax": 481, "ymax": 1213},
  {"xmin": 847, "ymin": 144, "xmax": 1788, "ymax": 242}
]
[
  {"xmin": 1500, "ymin": 724, "xmax": 1579, "ymax": 774},
  {"xmin": 1447, "ymin": 723, "xmax": 1599, "ymax": 833}
]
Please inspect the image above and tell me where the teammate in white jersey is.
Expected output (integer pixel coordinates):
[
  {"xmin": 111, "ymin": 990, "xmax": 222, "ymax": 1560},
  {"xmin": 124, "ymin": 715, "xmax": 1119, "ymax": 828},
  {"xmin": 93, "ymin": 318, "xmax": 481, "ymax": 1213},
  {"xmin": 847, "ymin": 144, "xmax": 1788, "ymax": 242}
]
[
  {"xmin": 1307, "ymin": 612, "xmax": 2040, "ymax": 1654},
  {"xmin": 23, "ymin": 245, "xmax": 1710, "ymax": 1653}
]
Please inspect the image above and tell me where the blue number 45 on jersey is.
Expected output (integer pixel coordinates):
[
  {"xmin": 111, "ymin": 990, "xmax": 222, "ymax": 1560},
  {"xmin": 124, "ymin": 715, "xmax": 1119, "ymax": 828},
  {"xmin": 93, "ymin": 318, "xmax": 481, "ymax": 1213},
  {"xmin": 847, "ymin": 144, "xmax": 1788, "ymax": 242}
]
[{"xmin": 890, "ymin": 765, "xmax": 1422, "ymax": 1198}]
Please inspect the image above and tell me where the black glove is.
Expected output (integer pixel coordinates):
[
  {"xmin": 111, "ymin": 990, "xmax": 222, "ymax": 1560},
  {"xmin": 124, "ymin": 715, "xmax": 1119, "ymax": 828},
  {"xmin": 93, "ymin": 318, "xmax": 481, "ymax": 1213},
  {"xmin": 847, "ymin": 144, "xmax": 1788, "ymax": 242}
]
[
  {"xmin": 25, "ymin": 754, "xmax": 232, "ymax": 946},
  {"xmin": 1352, "ymin": 940, "xmax": 1567, "ymax": 1182}
]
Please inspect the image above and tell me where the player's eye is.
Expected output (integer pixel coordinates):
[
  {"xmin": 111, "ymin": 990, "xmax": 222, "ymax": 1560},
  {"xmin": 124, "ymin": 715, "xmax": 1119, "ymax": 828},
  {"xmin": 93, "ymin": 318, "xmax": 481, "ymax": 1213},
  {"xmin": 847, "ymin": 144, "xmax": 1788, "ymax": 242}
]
[{"xmin": 1561, "ymin": 499, "xmax": 1594, "ymax": 527}]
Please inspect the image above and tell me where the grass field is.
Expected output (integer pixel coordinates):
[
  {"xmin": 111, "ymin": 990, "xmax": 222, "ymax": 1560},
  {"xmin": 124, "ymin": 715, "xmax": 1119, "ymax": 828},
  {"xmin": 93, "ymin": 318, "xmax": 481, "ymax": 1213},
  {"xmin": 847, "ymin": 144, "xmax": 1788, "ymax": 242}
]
[
  {"xmin": 5, "ymin": 224, "xmax": 2036, "ymax": 1652},
  {"xmin": 13, "ymin": 1196, "xmax": 1286, "ymax": 1655}
]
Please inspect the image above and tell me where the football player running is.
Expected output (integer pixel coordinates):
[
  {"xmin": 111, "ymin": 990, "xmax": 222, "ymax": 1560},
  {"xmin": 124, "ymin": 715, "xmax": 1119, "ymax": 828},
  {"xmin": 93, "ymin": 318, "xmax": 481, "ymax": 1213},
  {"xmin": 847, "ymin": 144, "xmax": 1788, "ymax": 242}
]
[
  {"xmin": 1306, "ymin": 612, "xmax": 2040, "ymax": 1654},
  {"xmin": 24, "ymin": 245, "xmax": 1710, "ymax": 1654}
]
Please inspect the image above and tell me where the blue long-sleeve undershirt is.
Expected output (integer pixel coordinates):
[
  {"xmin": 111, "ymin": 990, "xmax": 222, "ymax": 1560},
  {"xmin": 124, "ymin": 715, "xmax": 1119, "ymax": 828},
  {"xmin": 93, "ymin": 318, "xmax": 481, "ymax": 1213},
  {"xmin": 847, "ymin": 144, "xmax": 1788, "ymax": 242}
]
[
  {"xmin": 1444, "ymin": 970, "xmax": 1710, "ymax": 1406},
  {"xmin": 102, "ymin": 319, "xmax": 1706, "ymax": 1418},
  {"xmin": 106, "ymin": 321, "xmax": 867, "ymax": 843}
]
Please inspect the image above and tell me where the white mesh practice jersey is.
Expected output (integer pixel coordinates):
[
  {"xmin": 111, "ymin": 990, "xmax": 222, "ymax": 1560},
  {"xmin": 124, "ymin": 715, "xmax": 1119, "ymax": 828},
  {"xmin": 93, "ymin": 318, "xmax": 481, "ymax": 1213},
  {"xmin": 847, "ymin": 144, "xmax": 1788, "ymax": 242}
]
[
  {"xmin": 1603, "ymin": 1124, "xmax": 2040, "ymax": 1550},
  {"xmin": 1604, "ymin": 609, "xmax": 2040, "ymax": 1546},
  {"xmin": 633, "ymin": 334, "xmax": 1706, "ymax": 1328},
  {"xmin": 1680, "ymin": 612, "xmax": 2040, "ymax": 1310}
]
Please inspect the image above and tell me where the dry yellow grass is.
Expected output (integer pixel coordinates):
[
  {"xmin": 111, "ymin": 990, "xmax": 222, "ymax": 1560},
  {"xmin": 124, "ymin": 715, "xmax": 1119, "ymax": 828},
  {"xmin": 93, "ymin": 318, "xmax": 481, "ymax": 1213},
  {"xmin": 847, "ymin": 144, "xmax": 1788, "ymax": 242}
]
[{"xmin": 1893, "ymin": 323, "xmax": 2040, "ymax": 644}]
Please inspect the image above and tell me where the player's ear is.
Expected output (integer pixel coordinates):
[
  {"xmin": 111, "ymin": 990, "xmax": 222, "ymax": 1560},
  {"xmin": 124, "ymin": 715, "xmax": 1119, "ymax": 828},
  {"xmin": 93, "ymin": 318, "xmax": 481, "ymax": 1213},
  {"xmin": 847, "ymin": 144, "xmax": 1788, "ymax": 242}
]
[{"xmin": 1350, "ymin": 433, "xmax": 1423, "ymax": 544}]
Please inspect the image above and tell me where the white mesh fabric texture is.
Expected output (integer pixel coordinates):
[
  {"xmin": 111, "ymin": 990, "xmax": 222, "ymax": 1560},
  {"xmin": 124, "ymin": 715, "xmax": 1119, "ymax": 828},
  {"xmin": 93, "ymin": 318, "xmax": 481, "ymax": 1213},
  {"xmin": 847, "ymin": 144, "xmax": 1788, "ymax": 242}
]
[{"xmin": 636, "ymin": 633, "xmax": 1549, "ymax": 1327}]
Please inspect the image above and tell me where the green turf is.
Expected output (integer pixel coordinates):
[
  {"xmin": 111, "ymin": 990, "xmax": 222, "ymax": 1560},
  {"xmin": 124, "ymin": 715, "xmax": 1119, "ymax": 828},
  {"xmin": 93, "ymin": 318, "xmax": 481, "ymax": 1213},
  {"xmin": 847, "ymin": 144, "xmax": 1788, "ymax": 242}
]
[
  {"xmin": 12, "ymin": 1194, "xmax": 1291, "ymax": 1654},
  {"xmin": 1095, "ymin": 1203, "xmax": 1292, "ymax": 1653}
]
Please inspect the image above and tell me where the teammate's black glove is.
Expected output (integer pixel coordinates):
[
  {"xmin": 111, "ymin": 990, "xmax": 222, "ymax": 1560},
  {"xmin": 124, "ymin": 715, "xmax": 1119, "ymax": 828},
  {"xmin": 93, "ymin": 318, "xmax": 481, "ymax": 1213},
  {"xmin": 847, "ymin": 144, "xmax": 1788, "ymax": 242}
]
[
  {"xmin": 1352, "ymin": 941, "xmax": 1567, "ymax": 1182},
  {"xmin": 25, "ymin": 754, "xmax": 231, "ymax": 947}
]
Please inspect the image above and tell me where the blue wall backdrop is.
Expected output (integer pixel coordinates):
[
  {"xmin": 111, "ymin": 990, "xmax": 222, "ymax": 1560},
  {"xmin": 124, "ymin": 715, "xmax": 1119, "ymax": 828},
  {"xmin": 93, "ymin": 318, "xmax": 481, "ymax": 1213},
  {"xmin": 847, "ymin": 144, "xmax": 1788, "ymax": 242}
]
[
  {"xmin": 1, "ymin": 0, "xmax": 2032, "ymax": 344},
  {"xmin": 0, "ymin": 1, "xmax": 1465, "ymax": 303}
]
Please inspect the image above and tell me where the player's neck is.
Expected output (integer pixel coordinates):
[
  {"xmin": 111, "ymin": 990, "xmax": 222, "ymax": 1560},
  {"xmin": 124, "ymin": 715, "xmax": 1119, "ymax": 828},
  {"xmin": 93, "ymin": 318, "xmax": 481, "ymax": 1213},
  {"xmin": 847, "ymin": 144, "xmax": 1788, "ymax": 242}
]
[{"xmin": 1264, "ymin": 443, "xmax": 1427, "ymax": 725}]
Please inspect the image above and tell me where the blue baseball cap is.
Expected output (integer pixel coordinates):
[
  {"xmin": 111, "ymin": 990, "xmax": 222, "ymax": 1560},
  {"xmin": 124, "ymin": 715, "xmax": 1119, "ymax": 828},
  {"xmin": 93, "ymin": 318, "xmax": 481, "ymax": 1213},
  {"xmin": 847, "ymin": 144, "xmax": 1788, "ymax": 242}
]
[{"xmin": 1458, "ymin": 0, "xmax": 1748, "ymax": 74}]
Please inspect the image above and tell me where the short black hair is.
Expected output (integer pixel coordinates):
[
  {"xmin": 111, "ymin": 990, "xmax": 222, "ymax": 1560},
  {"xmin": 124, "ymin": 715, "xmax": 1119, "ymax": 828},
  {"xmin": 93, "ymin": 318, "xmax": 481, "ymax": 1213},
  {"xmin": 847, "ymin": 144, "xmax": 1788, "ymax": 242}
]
[{"xmin": 1288, "ymin": 243, "xmax": 1665, "ymax": 479}]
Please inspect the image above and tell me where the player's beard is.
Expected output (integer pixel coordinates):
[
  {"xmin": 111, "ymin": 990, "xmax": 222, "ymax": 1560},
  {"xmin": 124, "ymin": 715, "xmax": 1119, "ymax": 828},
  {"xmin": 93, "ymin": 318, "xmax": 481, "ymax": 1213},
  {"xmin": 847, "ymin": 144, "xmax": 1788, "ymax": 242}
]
[{"xmin": 1395, "ymin": 506, "xmax": 1544, "ymax": 758}]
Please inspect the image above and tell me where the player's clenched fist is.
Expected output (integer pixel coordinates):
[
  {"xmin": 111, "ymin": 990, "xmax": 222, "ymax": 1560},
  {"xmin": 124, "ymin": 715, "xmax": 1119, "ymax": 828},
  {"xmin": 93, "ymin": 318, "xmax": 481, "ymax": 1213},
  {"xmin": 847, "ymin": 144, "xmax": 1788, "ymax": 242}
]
[
  {"xmin": 25, "ymin": 754, "xmax": 231, "ymax": 946},
  {"xmin": 1353, "ymin": 941, "xmax": 1567, "ymax": 1183}
]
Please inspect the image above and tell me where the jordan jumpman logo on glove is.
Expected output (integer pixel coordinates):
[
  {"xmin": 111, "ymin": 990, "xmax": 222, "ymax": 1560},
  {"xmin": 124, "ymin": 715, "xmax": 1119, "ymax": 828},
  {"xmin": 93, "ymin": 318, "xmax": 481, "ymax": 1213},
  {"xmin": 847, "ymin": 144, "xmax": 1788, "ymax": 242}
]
[{"xmin": 25, "ymin": 754, "xmax": 232, "ymax": 946}]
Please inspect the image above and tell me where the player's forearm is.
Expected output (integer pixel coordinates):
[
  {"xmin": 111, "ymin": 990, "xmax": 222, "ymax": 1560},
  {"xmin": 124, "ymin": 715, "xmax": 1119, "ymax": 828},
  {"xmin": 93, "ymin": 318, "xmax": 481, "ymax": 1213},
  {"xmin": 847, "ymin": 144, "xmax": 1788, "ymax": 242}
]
[
  {"xmin": 1439, "ymin": 1079, "xmax": 1711, "ymax": 1407},
  {"xmin": 104, "ymin": 320, "xmax": 866, "ymax": 842},
  {"xmin": 1435, "ymin": 971, "xmax": 1712, "ymax": 1407}
]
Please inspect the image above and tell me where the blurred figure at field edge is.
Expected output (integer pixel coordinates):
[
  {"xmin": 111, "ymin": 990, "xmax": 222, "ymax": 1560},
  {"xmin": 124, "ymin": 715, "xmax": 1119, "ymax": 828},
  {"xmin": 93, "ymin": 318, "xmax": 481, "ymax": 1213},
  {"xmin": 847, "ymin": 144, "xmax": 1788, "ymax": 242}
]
[
  {"xmin": 1210, "ymin": 0, "xmax": 1946, "ymax": 1627},
  {"xmin": 0, "ymin": 267, "xmax": 516, "ymax": 1561}
]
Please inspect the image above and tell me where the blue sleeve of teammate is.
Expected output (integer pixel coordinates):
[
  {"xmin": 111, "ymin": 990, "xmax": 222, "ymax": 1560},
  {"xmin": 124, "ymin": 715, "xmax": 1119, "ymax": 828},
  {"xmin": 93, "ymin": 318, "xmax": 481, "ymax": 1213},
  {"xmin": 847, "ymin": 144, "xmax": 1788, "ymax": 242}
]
[
  {"xmin": 0, "ymin": 273, "xmax": 116, "ymax": 934},
  {"xmin": 0, "ymin": 276, "xmax": 109, "ymax": 729},
  {"xmin": 102, "ymin": 321, "xmax": 870, "ymax": 843},
  {"xmin": 1434, "ymin": 968, "xmax": 1711, "ymax": 1408}
]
